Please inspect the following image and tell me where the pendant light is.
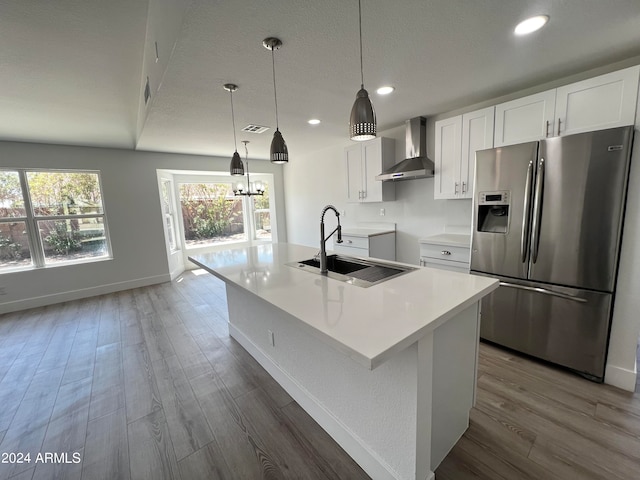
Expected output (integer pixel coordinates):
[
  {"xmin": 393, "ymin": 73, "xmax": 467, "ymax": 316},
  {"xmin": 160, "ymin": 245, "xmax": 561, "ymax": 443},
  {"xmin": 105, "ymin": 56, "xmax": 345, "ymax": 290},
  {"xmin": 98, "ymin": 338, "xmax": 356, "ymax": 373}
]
[
  {"xmin": 224, "ymin": 83, "xmax": 244, "ymax": 176},
  {"xmin": 349, "ymin": 0, "xmax": 376, "ymax": 141},
  {"xmin": 263, "ymin": 37, "xmax": 289, "ymax": 164}
]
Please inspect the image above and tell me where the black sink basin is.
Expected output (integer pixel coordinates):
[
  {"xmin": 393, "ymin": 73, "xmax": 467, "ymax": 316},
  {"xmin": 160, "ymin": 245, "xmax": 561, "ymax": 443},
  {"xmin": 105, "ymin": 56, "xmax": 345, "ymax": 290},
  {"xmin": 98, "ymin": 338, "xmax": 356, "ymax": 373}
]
[
  {"xmin": 299, "ymin": 255, "xmax": 369, "ymax": 275},
  {"xmin": 288, "ymin": 254, "xmax": 417, "ymax": 287}
]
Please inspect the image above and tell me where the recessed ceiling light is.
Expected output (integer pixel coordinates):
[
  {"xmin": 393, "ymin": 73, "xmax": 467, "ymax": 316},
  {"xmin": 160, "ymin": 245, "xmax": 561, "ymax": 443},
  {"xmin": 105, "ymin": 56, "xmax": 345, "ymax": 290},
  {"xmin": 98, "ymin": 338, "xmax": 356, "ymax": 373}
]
[
  {"xmin": 308, "ymin": 119, "xmax": 321, "ymax": 125},
  {"xmin": 376, "ymin": 86, "xmax": 395, "ymax": 95},
  {"xmin": 514, "ymin": 15, "xmax": 549, "ymax": 35}
]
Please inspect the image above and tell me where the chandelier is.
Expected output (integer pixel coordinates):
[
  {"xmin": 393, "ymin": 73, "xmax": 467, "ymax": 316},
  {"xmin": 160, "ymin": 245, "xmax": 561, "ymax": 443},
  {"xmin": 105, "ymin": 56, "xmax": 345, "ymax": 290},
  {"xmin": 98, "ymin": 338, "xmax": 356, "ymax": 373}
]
[{"xmin": 232, "ymin": 141, "xmax": 264, "ymax": 196}]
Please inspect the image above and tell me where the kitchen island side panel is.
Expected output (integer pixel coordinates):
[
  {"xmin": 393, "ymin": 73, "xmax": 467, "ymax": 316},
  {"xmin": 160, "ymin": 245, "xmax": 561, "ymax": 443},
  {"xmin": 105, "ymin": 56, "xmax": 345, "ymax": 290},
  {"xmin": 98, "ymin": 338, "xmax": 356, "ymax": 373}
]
[{"xmin": 226, "ymin": 284, "xmax": 420, "ymax": 480}]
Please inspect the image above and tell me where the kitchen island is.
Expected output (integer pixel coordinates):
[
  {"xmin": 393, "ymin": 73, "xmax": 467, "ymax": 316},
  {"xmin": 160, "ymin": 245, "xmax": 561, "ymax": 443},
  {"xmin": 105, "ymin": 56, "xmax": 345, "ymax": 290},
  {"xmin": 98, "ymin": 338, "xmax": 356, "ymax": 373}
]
[{"xmin": 189, "ymin": 243, "xmax": 498, "ymax": 480}]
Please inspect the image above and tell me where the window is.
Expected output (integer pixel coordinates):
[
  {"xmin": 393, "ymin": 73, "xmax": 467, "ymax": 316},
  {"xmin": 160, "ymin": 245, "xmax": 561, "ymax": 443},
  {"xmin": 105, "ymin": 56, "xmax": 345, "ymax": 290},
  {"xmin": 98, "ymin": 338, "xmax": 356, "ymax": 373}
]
[
  {"xmin": 0, "ymin": 169, "xmax": 110, "ymax": 271},
  {"xmin": 251, "ymin": 183, "xmax": 272, "ymax": 241},
  {"xmin": 179, "ymin": 182, "xmax": 246, "ymax": 247},
  {"xmin": 160, "ymin": 178, "xmax": 179, "ymax": 252},
  {"xmin": 177, "ymin": 177, "xmax": 274, "ymax": 249}
]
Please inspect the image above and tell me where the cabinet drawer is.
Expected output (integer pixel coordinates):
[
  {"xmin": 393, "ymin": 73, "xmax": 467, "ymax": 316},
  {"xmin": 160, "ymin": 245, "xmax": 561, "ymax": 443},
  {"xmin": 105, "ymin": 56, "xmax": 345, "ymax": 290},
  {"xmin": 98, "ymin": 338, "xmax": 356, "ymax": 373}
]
[
  {"xmin": 338, "ymin": 235, "xmax": 369, "ymax": 250},
  {"xmin": 420, "ymin": 243, "xmax": 470, "ymax": 263},
  {"xmin": 334, "ymin": 243, "xmax": 368, "ymax": 257},
  {"xmin": 422, "ymin": 257, "xmax": 469, "ymax": 273}
]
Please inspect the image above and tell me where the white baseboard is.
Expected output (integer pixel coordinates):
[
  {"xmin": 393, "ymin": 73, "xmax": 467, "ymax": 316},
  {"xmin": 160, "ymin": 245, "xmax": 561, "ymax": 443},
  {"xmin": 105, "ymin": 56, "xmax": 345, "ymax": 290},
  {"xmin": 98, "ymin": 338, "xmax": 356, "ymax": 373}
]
[
  {"xmin": 229, "ymin": 323, "xmax": 406, "ymax": 480},
  {"xmin": 0, "ymin": 274, "xmax": 170, "ymax": 314},
  {"xmin": 605, "ymin": 363, "xmax": 637, "ymax": 392}
]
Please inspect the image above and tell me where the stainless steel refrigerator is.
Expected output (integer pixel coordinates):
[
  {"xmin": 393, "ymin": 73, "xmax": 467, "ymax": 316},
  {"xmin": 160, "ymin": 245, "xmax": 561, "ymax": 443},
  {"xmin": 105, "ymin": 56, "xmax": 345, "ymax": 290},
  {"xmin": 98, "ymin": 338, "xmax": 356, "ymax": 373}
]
[{"xmin": 471, "ymin": 126, "xmax": 634, "ymax": 381}]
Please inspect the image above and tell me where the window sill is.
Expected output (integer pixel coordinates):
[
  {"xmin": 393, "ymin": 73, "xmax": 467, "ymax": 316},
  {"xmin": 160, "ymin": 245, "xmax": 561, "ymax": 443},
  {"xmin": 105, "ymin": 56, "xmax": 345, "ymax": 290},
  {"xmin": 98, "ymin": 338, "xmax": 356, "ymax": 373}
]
[{"xmin": 0, "ymin": 255, "xmax": 113, "ymax": 274}]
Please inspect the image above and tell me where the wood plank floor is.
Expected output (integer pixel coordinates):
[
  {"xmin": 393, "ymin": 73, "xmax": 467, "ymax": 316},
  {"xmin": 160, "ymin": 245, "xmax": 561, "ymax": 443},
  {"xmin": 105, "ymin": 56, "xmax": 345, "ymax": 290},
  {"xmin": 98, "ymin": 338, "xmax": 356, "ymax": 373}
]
[{"xmin": 0, "ymin": 270, "xmax": 638, "ymax": 479}]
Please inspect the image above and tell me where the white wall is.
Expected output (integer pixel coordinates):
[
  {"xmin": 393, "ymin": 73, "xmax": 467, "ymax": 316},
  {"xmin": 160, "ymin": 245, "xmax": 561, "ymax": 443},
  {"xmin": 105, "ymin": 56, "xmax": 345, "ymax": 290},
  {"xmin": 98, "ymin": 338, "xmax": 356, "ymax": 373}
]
[
  {"xmin": 606, "ymin": 93, "xmax": 640, "ymax": 391},
  {"xmin": 284, "ymin": 124, "xmax": 471, "ymax": 265},
  {"xmin": 0, "ymin": 140, "xmax": 287, "ymax": 313}
]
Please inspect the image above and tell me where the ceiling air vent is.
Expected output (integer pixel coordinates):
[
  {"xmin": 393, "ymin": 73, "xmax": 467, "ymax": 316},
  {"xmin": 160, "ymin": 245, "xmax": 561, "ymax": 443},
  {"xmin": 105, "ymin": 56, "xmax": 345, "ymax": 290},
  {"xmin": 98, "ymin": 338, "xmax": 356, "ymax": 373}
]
[{"xmin": 241, "ymin": 124, "xmax": 270, "ymax": 134}]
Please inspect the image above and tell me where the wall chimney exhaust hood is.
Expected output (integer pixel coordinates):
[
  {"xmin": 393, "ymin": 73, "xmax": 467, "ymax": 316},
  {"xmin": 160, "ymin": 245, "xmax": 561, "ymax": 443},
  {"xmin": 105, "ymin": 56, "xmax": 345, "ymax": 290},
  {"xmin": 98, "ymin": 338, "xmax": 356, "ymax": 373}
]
[{"xmin": 376, "ymin": 117, "xmax": 434, "ymax": 181}]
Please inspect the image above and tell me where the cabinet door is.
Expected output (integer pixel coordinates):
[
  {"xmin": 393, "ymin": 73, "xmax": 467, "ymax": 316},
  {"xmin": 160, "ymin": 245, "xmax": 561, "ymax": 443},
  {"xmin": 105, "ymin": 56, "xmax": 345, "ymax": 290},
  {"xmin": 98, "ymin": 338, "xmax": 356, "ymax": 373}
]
[
  {"xmin": 345, "ymin": 143, "xmax": 362, "ymax": 203},
  {"xmin": 362, "ymin": 139, "xmax": 382, "ymax": 202},
  {"xmin": 362, "ymin": 137, "xmax": 396, "ymax": 203},
  {"xmin": 434, "ymin": 116, "xmax": 463, "ymax": 199},
  {"xmin": 555, "ymin": 65, "xmax": 640, "ymax": 137},
  {"xmin": 494, "ymin": 90, "xmax": 556, "ymax": 147},
  {"xmin": 461, "ymin": 107, "xmax": 494, "ymax": 199}
]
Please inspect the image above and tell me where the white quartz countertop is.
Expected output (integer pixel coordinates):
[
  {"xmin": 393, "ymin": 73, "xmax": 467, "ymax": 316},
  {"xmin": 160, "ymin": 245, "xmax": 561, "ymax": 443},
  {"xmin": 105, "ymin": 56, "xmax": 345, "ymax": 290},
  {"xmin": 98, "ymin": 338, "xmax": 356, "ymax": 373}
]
[
  {"xmin": 189, "ymin": 243, "xmax": 498, "ymax": 369},
  {"xmin": 340, "ymin": 227, "xmax": 395, "ymax": 238},
  {"xmin": 419, "ymin": 233, "xmax": 471, "ymax": 248}
]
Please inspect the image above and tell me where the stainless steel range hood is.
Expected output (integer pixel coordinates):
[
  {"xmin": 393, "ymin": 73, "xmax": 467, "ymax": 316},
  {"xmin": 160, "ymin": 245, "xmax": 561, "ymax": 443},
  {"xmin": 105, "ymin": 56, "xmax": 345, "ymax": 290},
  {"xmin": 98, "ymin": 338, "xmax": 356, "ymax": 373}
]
[{"xmin": 376, "ymin": 116, "xmax": 434, "ymax": 181}]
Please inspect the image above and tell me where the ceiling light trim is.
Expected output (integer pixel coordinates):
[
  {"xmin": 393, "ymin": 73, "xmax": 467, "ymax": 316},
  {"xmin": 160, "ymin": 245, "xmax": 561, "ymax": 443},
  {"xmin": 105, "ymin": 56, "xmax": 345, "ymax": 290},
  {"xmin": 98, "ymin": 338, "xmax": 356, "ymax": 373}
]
[
  {"xmin": 376, "ymin": 86, "xmax": 395, "ymax": 95},
  {"xmin": 514, "ymin": 15, "xmax": 549, "ymax": 36}
]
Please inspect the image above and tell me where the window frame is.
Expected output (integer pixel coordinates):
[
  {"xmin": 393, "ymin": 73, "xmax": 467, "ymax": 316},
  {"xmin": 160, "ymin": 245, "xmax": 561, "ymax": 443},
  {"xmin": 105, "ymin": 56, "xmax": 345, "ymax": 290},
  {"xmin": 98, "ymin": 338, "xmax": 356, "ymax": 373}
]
[
  {"xmin": 0, "ymin": 168, "xmax": 112, "ymax": 272},
  {"xmin": 159, "ymin": 177, "xmax": 180, "ymax": 253}
]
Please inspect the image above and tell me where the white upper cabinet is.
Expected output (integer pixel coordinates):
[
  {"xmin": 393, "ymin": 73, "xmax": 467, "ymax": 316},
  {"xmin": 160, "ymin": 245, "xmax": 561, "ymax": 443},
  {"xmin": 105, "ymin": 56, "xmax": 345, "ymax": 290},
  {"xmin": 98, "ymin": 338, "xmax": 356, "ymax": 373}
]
[
  {"xmin": 554, "ymin": 65, "xmax": 640, "ymax": 137},
  {"xmin": 494, "ymin": 90, "xmax": 556, "ymax": 147},
  {"xmin": 435, "ymin": 107, "xmax": 494, "ymax": 200},
  {"xmin": 460, "ymin": 107, "xmax": 495, "ymax": 199},
  {"xmin": 345, "ymin": 137, "xmax": 395, "ymax": 203},
  {"xmin": 345, "ymin": 143, "xmax": 363, "ymax": 203},
  {"xmin": 434, "ymin": 116, "xmax": 462, "ymax": 199},
  {"xmin": 494, "ymin": 65, "xmax": 640, "ymax": 147}
]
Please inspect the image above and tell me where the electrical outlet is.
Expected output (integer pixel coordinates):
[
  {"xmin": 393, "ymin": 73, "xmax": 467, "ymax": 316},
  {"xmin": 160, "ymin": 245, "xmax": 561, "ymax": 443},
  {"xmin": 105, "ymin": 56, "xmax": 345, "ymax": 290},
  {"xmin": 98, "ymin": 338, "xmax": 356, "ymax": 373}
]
[
  {"xmin": 341, "ymin": 210, "xmax": 346, "ymax": 217},
  {"xmin": 268, "ymin": 330, "xmax": 275, "ymax": 347},
  {"xmin": 380, "ymin": 208, "xmax": 385, "ymax": 216}
]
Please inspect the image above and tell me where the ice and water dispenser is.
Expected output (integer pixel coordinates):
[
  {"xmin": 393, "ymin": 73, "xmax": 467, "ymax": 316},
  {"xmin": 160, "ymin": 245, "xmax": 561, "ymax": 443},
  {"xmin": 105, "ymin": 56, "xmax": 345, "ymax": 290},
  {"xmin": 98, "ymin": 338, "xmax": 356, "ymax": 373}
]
[{"xmin": 476, "ymin": 191, "xmax": 510, "ymax": 233}]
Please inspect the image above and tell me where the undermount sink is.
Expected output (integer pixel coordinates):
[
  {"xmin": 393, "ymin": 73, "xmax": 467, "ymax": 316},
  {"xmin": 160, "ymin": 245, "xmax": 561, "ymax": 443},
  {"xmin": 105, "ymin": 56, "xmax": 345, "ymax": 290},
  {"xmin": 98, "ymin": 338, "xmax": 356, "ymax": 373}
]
[
  {"xmin": 298, "ymin": 255, "xmax": 369, "ymax": 275},
  {"xmin": 288, "ymin": 254, "xmax": 417, "ymax": 287}
]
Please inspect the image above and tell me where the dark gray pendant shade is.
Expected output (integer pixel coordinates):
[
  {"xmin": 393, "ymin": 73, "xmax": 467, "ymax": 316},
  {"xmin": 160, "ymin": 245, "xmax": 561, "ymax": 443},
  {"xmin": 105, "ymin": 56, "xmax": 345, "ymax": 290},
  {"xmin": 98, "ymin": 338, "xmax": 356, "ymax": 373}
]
[
  {"xmin": 230, "ymin": 151, "xmax": 244, "ymax": 176},
  {"xmin": 270, "ymin": 128, "xmax": 288, "ymax": 164},
  {"xmin": 350, "ymin": 86, "xmax": 376, "ymax": 141}
]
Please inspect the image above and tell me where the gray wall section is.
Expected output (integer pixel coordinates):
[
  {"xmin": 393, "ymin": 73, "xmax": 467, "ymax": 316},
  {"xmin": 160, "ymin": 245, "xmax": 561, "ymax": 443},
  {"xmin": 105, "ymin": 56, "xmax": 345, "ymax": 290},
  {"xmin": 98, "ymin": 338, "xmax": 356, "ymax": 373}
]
[{"xmin": 0, "ymin": 141, "xmax": 287, "ymax": 312}]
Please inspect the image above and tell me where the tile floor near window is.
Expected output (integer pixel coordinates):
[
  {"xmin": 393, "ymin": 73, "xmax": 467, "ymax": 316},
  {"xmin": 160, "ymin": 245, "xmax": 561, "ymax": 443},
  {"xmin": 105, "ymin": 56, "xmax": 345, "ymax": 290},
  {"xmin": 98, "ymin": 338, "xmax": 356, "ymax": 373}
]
[{"xmin": 0, "ymin": 271, "xmax": 639, "ymax": 480}]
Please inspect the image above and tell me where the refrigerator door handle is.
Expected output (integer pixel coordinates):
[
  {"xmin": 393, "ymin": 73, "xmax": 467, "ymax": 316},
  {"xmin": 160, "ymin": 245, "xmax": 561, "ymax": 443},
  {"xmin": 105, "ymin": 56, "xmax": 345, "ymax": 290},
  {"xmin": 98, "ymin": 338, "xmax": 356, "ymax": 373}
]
[
  {"xmin": 530, "ymin": 157, "xmax": 545, "ymax": 263},
  {"xmin": 499, "ymin": 281, "xmax": 588, "ymax": 303},
  {"xmin": 521, "ymin": 160, "xmax": 534, "ymax": 263}
]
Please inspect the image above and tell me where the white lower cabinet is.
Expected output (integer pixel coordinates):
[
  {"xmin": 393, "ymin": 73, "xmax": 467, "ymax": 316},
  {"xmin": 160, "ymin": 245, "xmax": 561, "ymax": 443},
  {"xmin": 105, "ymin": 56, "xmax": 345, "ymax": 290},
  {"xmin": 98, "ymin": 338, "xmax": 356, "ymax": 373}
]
[
  {"xmin": 419, "ymin": 235, "xmax": 470, "ymax": 273},
  {"xmin": 334, "ymin": 231, "xmax": 395, "ymax": 261}
]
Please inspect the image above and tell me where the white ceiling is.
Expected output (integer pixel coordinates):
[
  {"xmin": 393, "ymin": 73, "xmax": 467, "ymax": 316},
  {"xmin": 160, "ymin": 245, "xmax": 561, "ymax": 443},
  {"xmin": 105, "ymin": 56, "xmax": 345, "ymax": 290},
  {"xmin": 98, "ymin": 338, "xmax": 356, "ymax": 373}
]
[{"xmin": 2, "ymin": 0, "xmax": 640, "ymax": 160}]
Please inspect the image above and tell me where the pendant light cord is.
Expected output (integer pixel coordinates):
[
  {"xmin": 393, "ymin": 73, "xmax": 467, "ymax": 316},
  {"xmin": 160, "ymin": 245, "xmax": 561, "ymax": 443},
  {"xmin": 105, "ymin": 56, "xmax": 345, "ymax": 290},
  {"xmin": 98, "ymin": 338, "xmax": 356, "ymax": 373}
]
[
  {"xmin": 271, "ymin": 48, "xmax": 279, "ymax": 130},
  {"xmin": 243, "ymin": 141, "xmax": 250, "ymax": 185},
  {"xmin": 358, "ymin": 0, "xmax": 364, "ymax": 88},
  {"xmin": 230, "ymin": 89, "xmax": 238, "ymax": 151}
]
